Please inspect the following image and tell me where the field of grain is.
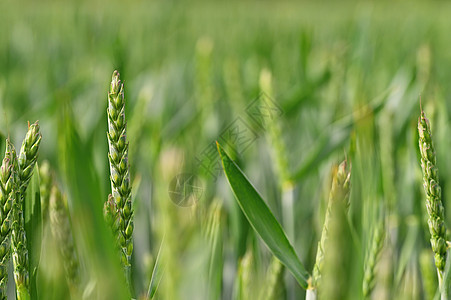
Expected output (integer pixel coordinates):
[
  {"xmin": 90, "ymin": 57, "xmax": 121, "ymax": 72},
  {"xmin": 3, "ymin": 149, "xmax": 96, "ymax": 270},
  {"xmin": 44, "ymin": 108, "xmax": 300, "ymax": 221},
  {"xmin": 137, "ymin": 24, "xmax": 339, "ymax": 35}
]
[{"xmin": 1, "ymin": 1, "xmax": 451, "ymax": 299}]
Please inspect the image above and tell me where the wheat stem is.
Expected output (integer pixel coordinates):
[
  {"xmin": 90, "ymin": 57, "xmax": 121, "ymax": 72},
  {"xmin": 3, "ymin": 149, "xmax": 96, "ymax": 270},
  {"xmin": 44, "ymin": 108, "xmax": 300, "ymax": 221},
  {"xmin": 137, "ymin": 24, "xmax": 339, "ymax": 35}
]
[{"xmin": 420, "ymin": 249, "xmax": 438, "ymax": 300}]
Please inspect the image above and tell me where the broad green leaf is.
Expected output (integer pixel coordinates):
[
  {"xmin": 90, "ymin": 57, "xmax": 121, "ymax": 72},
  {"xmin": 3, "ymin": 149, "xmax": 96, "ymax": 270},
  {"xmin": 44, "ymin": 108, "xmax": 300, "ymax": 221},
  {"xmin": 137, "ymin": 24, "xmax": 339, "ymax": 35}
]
[
  {"xmin": 24, "ymin": 164, "xmax": 42, "ymax": 300},
  {"xmin": 217, "ymin": 143, "xmax": 310, "ymax": 289}
]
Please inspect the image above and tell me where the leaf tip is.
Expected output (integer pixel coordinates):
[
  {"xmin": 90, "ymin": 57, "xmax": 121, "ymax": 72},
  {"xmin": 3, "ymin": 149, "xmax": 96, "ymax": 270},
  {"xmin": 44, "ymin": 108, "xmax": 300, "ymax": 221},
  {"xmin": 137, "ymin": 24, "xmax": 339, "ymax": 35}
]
[{"xmin": 216, "ymin": 141, "xmax": 223, "ymax": 155}]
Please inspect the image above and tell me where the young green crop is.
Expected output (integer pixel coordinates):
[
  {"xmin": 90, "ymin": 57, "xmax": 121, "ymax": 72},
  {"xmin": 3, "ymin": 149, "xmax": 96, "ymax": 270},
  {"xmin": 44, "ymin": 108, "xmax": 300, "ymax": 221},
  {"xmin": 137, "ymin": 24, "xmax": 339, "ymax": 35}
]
[
  {"xmin": 312, "ymin": 161, "xmax": 351, "ymax": 289},
  {"xmin": 49, "ymin": 185, "xmax": 80, "ymax": 298},
  {"xmin": 418, "ymin": 110, "xmax": 447, "ymax": 298},
  {"xmin": 0, "ymin": 140, "xmax": 17, "ymax": 299},
  {"xmin": 107, "ymin": 70, "xmax": 134, "ymax": 289},
  {"xmin": 11, "ymin": 122, "xmax": 42, "ymax": 300},
  {"xmin": 362, "ymin": 221, "xmax": 384, "ymax": 299}
]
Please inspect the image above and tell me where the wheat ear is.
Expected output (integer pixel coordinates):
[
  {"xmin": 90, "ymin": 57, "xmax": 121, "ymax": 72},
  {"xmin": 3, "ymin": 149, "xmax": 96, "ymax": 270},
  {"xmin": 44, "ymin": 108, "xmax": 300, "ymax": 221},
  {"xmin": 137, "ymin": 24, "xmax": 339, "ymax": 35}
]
[
  {"xmin": 418, "ymin": 110, "xmax": 447, "ymax": 295},
  {"xmin": 107, "ymin": 70, "xmax": 133, "ymax": 286},
  {"xmin": 0, "ymin": 140, "xmax": 17, "ymax": 298},
  {"xmin": 11, "ymin": 121, "xmax": 41, "ymax": 300},
  {"xmin": 362, "ymin": 221, "xmax": 385, "ymax": 299},
  {"xmin": 312, "ymin": 161, "xmax": 351, "ymax": 288},
  {"xmin": 49, "ymin": 185, "xmax": 80, "ymax": 297}
]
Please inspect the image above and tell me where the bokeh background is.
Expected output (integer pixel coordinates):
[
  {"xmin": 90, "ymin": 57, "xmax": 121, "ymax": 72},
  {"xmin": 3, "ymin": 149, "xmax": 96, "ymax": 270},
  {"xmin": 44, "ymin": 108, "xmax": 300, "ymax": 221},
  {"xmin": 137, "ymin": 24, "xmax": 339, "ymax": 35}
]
[{"xmin": 1, "ymin": 0, "xmax": 451, "ymax": 299}]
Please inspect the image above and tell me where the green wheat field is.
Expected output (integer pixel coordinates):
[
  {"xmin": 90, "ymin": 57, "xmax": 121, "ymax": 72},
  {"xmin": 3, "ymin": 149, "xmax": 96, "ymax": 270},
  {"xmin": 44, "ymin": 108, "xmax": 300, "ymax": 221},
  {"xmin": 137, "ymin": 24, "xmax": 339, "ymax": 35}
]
[{"xmin": 1, "ymin": 0, "xmax": 451, "ymax": 299}]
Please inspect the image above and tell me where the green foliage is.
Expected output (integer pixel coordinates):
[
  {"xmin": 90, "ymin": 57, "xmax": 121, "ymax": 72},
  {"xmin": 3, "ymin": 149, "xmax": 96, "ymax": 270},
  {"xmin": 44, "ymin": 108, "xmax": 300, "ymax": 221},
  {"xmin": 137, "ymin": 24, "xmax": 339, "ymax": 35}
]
[
  {"xmin": 217, "ymin": 142, "xmax": 310, "ymax": 289},
  {"xmin": 0, "ymin": 1, "xmax": 451, "ymax": 299}
]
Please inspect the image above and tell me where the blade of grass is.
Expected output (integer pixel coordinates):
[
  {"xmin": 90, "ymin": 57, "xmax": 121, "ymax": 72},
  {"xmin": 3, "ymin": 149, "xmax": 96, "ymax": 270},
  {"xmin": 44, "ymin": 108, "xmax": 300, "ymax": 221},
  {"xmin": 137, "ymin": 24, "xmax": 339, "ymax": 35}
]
[
  {"xmin": 205, "ymin": 199, "xmax": 224, "ymax": 300},
  {"xmin": 147, "ymin": 238, "xmax": 165, "ymax": 300},
  {"xmin": 395, "ymin": 216, "xmax": 419, "ymax": 286},
  {"xmin": 217, "ymin": 142, "xmax": 309, "ymax": 289},
  {"xmin": 24, "ymin": 164, "xmax": 42, "ymax": 300}
]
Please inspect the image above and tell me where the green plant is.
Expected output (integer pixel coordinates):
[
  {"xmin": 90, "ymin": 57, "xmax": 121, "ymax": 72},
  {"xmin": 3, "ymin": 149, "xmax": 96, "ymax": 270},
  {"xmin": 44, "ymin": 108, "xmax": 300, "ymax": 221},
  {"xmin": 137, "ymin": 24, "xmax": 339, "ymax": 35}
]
[
  {"xmin": 49, "ymin": 185, "xmax": 80, "ymax": 298},
  {"xmin": 104, "ymin": 194, "xmax": 119, "ymax": 239},
  {"xmin": 218, "ymin": 141, "xmax": 356, "ymax": 297},
  {"xmin": 0, "ymin": 140, "xmax": 17, "ymax": 298},
  {"xmin": 107, "ymin": 70, "xmax": 134, "ymax": 289},
  {"xmin": 362, "ymin": 221, "xmax": 384, "ymax": 299},
  {"xmin": 260, "ymin": 256, "xmax": 284, "ymax": 300},
  {"xmin": 312, "ymin": 161, "xmax": 351, "ymax": 290},
  {"xmin": 10, "ymin": 122, "xmax": 41, "ymax": 300},
  {"xmin": 418, "ymin": 109, "xmax": 447, "ymax": 298},
  {"xmin": 39, "ymin": 161, "xmax": 52, "ymax": 225},
  {"xmin": 420, "ymin": 249, "xmax": 438, "ymax": 300},
  {"xmin": 234, "ymin": 249, "xmax": 254, "ymax": 300},
  {"xmin": 258, "ymin": 68, "xmax": 293, "ymax": 298},
  {"xmin": 217, "ymin": 142, "xmax": 310, "ymax": 289}
]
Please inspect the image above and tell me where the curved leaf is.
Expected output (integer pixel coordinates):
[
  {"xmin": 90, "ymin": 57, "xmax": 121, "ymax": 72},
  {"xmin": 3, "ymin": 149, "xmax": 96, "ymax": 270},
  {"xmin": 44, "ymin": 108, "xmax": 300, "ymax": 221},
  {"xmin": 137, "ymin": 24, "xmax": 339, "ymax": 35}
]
[{"xmin": 217, "ymin": 142, "xmax": 310, "ymax": 289}]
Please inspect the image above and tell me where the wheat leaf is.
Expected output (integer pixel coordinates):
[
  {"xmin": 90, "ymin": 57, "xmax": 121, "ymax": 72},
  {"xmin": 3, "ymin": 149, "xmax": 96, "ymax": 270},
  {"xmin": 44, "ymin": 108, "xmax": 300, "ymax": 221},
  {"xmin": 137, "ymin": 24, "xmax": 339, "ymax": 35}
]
[{"xmin": 217, "ymin": 142, "xmax": 309, "ymax": 289}]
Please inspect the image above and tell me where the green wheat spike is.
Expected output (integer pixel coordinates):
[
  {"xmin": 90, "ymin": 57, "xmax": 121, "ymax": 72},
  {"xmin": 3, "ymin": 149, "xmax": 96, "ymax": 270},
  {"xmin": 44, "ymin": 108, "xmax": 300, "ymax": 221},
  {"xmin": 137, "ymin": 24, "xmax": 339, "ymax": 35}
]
[
  {"xmin": 49, "ymin": 185, "xmax": 80, "ymax": 297},
  {"xmin": 0, "ymin": 140, "xmax": 17, "ymax": 299},
  {"xmin": 12, "ymin": 121, "xmax": 41, "ymax": 300},
  {"xmin": 418, "ymin": 110, "xmax": 447, "ymax": 297},
  {"xmin": 362, "ymin": 221, "xmax": 385, "ymax": 299},
  {"xmin": 107, "ymin": 70, "xmax": 134, "ymax": 287},
  {"xmin": 312, "ymin": 160, "xmax": 351, "ymax": 288}
]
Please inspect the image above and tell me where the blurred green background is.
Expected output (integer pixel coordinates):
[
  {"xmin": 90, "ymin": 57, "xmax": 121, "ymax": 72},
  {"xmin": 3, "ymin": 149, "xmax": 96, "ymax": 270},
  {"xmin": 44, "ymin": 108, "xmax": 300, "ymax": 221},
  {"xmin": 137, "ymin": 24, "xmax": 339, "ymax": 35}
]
[{"xmin": 1, "ymin": 0, "xmax": 451, "ymax": 299}]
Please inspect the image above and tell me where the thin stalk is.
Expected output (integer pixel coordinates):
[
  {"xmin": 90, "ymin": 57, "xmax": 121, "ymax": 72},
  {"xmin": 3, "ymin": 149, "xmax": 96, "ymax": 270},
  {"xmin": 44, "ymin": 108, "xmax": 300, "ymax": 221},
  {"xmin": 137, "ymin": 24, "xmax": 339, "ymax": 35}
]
[
  {"xmin": 259, "ymin": 69, "xmax": 294, "ymax": 299},
  {"xmin": 420, "ymin": 249, "xmax": 438, "ymax": 300}
]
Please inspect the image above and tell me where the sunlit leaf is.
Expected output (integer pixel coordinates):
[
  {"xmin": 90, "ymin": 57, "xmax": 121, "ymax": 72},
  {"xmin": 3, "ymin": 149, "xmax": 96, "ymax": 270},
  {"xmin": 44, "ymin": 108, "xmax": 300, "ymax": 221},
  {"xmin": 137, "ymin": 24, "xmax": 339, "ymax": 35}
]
[{"xmin": 217, "ymin": 142, "xmax": 310, "ymax": 289}]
